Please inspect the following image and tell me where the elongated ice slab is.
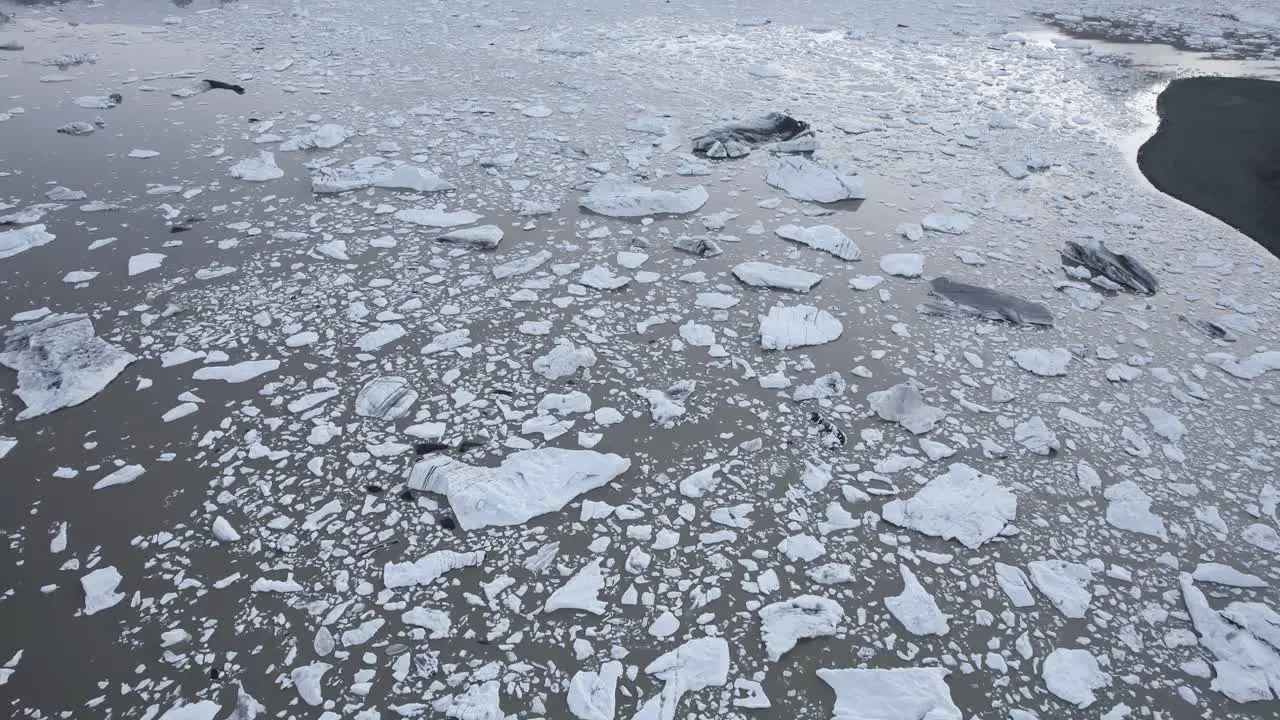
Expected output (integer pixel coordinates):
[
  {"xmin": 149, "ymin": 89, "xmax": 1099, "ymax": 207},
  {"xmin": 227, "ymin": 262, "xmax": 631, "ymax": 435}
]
[
  {"xmin": 764, "ymin": 156, "xmax": 865, "ymax": 202},
  {"xmin": 732, "ymin": 261, "xmax": 822, "ymax": 292},
  {"xmin": 776, "ymin": 224, "xmax": 861, "ymax": 260},
  {"xmin": 923, "ymin": 277, "xmax": 1053, "ymax": 325},
  {"xmin": 407, "ymin": 448, "xmax": 631, "ymax": 530},
  {"xmin": 759, "ymin": 304, "xmax": 843, "ymax": 350},
  {"xmin": 579, "ymin": 178, "xmax": 708, "ymax": 217},
  {"xmin": 383, "ymin": 550, "xmax": 485, "ymax": 589}
]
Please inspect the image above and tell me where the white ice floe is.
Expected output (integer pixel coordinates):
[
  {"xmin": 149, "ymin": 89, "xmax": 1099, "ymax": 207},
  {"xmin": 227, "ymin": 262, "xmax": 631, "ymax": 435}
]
[
  {"xmin": 581, "ymin": 265, "xmax": 631, "ymax": 290},
  {"xmin": 81, "ymin": 566, "xmax": 125, "ymax": 615},
  {"xmin": 632, "ymin": 637, "xmax": 729, "ymax": 720},
  {"xmin": 229, "ymin": 151, "xmax": 284, "ymax": 181},
  {"xmin": 383, "ymin": 550, "xmax": 486, "ymax": 589},
  {"xmin": 818, "ymin": 667, "xmax": 961, "ymax": 720},
  {"xmin": 1192, "ymin": 563, "xmax": 1268, "ymax": 588},
  {"xmin": 0, "ymin": 224, "xmax": 55, "ymax": 260},
  {"xmin": 354, "ymin": 376, "xmax": 417, "ymax": 420},
  {"xmin": 92, "ymin": 464, "xmax": 145, "ymax": 490},
  {"xmin": 290, "ymin": 662, "xmax": 331, "ymax": 706},
  {"xmin": 879, "ymin": 253, "xmax": 924, "ymax": 278},
  {"xmin": 157, "ymin": 700, "xmax": 220, "ymax": 720},
  {"xmin": 764, "ymin": 155, "xmax": 865, "ymax": 202},
  {"xmin": 432, "ymin": 680, "xmax": 504, "ymax": 719},
  {"xmin": 0, "ymin": 437, "xmax": 15, "ymax": 460},
  {"xmin": 567, "ymin": 660, "xmax": 622, "ymax": 720},
  {"xmin": 1014, "ymin": 416, "xmax": 1059, "ymax": 455},
  {"xmin": 775, "ymin": 224, "xmax": 861, "ymax": 261},
  {"xmin": 395, "ymin": 208, "xmax": 483, "ymax": 227},
  {"xmin": 922, "ymin": 213, "xmax": 974, "ymax": 234},
  {"xmin": 62, "ymin": 270, "xmax": 99, "ymax": 284},
  {"xmin": 885, "ymin": 565, "xmax": 951, "ymax": 635},
  {"xmin": 1, "ymin": 314, "xmax": 135, "ymax": 420},
  {"xmin": 1010, "ymin": 347, "xmax": 1071, "ymax": 376},
  {"xmin": 678, "ymin": 464, "xmax": 722, "ymax": 498},
  {"xmin": 759, "ymin": 304, "xmax": 843, "ymax": 350},
  {"xmin": 192, "ymin": 360, "xmax": 279, "ymax": 383},
  {"xmin": 211, "ymin": 516, "xmax": 241, "ymax": 542},
  {"xmin": 882, "ymin": 463, "xmax": 1016, "ymax": 549},
  {"xmin": 995, "ymin": 562, "xmax": 1036, "ymax": 607},
  {"xmin": 1028, "ymin": 559, "xmax": 1093, "ymax": 618},
  {"xmin": 128, "ymin": 253, "xmax": 166, "ymax": 276},
  {"xmin": 406, "ymin": 448, "xmax": 631, "ymax": 530},
  {"xmin": 311, "ymin": 161, "xmax": 455, "ymax": 194},
  {"xmin": 1204, "ymin": 351, "xmax": 1280, "ymax": 380},
  {"xmin": 545, "ymin": 559, "xmax": 608, "ymax": 614},
  {"xmin": 1243, "ymin": 523, "xmax": 1280, "ymax": 553},
  {"xmin": 1180, "ymin": 573, "xmax": 1280, "ymax": 702},
  {"xmin": 867, "ymin": 382, "xmax": 945, "ymax": 434},
  {"xmin": 534, "ymin": 342, "xmax": 597, "ymax": 379},
  {"xmin": 1042, "ymin": 648, "xmax": 1110, "ymax": 708},
  {"xmin": 732, "ymin": 261, "xmax": 822, "ymax": 292},
  {"xmin": 279, "ymin": 123, "xmax": 352, "ymax": 151},
  {"xmin": 1103, "ymin": 480, "xmax": 1167, "ymax": 540},
  {"xmin": 494, "ymin": 250, "xmax": 552, "ymax": 279},
  {"xmin": 1140, "ymin": 406, "xmax": 1186, "ymax": 443},
  {"xmin": 437, "ymin": 225, "xmax": 504, "ymax": 250},
  {"xmin": 579, "ymin": 178, "xmax": 708, "ymax": 217},
  {"xmin": 758, "ymin": 595, "xmax": 843, "ymax": 661}
]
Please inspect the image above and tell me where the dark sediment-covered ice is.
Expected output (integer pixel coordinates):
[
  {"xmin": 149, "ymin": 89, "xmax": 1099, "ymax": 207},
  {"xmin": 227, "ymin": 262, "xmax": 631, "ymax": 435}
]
[
  {"xmin": 921, "ymin": 277, "xmax": 1054, "ymax": 326},
  {"xmin": 1138, "ymin": 76, "xmax": 1280, "ymax": 258},
  {"xmin": 691, "ymin": 112, "xmax": 810, "ymax": 158},
  {"xmin": 1061, "ymin": 240, "xmax": 1159, "ymax": 295}
]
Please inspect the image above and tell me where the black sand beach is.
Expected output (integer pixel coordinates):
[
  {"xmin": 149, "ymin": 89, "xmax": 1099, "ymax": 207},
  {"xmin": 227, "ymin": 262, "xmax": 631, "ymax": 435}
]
[{"xmin": 1138, "ymin": 76, "xmax": 1280, "ymax": 258}]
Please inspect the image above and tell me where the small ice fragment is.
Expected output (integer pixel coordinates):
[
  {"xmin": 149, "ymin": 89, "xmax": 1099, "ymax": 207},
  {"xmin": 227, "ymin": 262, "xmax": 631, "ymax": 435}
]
[
  {"xmin": 355, "ymin": 376, "xmax": 417, "ymax": 420},
  {"xmin": 867, "ymin": 382, "xmax": 945, "ymax": 434},
  {"xmin": 1028, "ymin": 560, "xmax": 1093, "ymax": 618},
  {"xmin": 92, "ymin": 464, "xmax": 145, "ymax": 490},
  {"xmin": 383, "ymin": 550, "xmax": 486, "ymax": 589},
  {"xmin": 818, "ymin": 667, "xmax": 960, "ymax": 720},
  {"xmin": 545, "ymin": 559, "xmax": 608, "ymax": 614},
  {"xmin": 437, "ymin": 225, "xmax": 504, "ymax": 250}
]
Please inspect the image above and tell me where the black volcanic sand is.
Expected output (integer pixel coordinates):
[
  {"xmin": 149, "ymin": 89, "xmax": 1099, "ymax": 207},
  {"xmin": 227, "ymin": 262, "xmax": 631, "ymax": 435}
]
[{"xmin": 1138, "ymin": 76, "xmax": 1280, "ymax": 258}]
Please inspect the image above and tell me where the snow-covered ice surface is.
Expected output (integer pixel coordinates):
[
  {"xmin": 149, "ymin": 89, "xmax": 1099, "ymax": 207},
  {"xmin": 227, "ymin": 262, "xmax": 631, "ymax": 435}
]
[{"xmin": 2, "ymin": 2, "xmax": 1280, "ymax": 720}]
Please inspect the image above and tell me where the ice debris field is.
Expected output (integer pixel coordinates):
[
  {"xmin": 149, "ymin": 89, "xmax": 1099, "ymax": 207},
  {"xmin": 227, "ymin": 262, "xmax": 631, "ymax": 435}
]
[{"xmin": 1, "ymin": 1, "xmax": 1280, "ymax": 719}]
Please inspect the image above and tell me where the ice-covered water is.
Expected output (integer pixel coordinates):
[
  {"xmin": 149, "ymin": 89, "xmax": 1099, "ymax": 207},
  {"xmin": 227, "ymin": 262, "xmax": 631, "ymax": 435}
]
[{"xmin": 1, "ymin": 1, "xmax": 1279, "ymax": 719}]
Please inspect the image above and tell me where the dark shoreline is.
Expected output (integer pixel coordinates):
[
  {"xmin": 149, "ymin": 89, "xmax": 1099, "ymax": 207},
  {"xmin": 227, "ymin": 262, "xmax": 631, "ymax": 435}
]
[{"xmin": 1137, "ymin": 76, "xmax": 1280, "ymax": 258}]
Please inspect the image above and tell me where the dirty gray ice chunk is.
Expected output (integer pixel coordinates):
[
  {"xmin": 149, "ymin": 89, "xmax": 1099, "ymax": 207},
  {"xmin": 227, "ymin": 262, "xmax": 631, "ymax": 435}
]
[
  {"xmin": 0, "ymin": 224, "xmax": 55, "ymax": 260},
  {"xmin": 882, "ymin": 463, "xmax": 1016, "ymax": 548},
  {"xmin": 1010, "ymin": 347, "xmax": 1070, "ymax": 376},
  {"xmin": 759, "ymin": 304, "xmax": 843, "ymax": 350},
  {"xmin": 1014, "ymin": 416, "xmax": 1059, "ymax": 455},
  {"xmin": 406, "ymin": 449, "xmax": 631, "ymax": 530},
  {"xmin": 922, "ymin": 276, "xmax": 1053, "ymax": 326},
  {"xmin": 732, "ymin": 261, "xmax": 822, "ymax": 292},
  {"xmin": 637, "ymin": 381, "xmax": 695, "ymax": 426},
  {"xmin": 691, "ymin": 112, "xmax": 809, "ymax": 158},
  {"xmin": 1204, "ymin": 351, "xmax": 1280, "ymax": 380},
  {"xmin": 437, "ymin": 225, "xmax": 503, "ymax": 250},
  {"xmin": 764, "ymin": 155, "xmax": 865, "ymax": 202},
  {"xmin": 57, "ymin": 121, "xmax": 96, "ymax": 136},
  {"xmin": 545, "ymin": 559, "xmax": 608, "ymax": 614},
  {"xmin": 1180, "ymin": 573, "xmax": 1280, "ymax": 702},
  {"xmin": 886, "ymin": 565, "xmax": 950, "ymax": 635},
  {"xmin": 1042, "ymin": 648, "xmax": 1110, "ymax": 708},
  {"xmin": 229, "ymin": 151, "xmax": 284, "ymax": 181},
  {"xmin": 354, "ymin": 376, "xmax": 418, "ymax": 420},
  {"xmin": 793, "ymin": 372, "xmax": 845, "ymax": 402},
  {"xmin": 632, "ymin": 637, "xmax": 729, "ymax": 720},
  {"xmin": 672, "ymin": 235, "xmax": 723, "ymax": 257},
  {"xmin": 995, "ymin": 562, "xmax": 1035, "ymax": 607},
  {"xmin": 1, "ymin": 313, "xmax": 135, "ymax": 420},
  {"xmin": 879, "ymin": 253, "xmax": 924, "ymax": 277},
  {"xmin": 1028, "ymin": 560, "xmax": 1093, "ymax": 618},
  {"xmin": 867, "ymin": 382, "xmax": 945, "ymax": 434},
  {"xmin": 818, "ymin": 667, "xmax": 961, "ymax": 720},
  {"xmin": 567, "ymin": 660, "xmax": 622, "ymax": 720},
  {"xmin": 759, "ymin": 595, "xmax": 843, "ymax": 661},
  {"xmin": 81, "ymin": 566, "xmax": 125, "ymax": 615},
  {"xmin": 775, "ymin": 224, "xmax": 861, "ymax": 260},
  {"xmin": 383, "ymin": 550, "xmax": 486, "ymax": 589},
  {"xmin": 1104, "ymin": 480, "xmax": 1167, "ymax": 540},
  {"xmin": 579, "ymin": 178, "xmax": 708, "ymax": 217},
  {"xmin": 1062, "ymin": 240, "xmax": 1158, "ymax": 295}
]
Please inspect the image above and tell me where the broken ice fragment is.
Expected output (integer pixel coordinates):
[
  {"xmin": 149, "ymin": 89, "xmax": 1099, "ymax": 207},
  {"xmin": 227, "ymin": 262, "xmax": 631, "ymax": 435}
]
[
  {"xmin": 759, "ymin": 304, "xmax": 843, "ymax": 350},
  {"xmin": 1027, "ymin": 560, "xmax": 1093, "ymax": 618},
  {"xmin": 775, "ymin": 224, "xmax": 861, "ymax": 260},
  {"xmin": 192, "ymin": 360, "xmax": 279, "ymax": 383},
  {"xmin": 395, "ymin": 207, "xmax": 483, "ymax": 227},
  {"xmin": 881, "ymin": 463, "xmax": 1015, "ymax": 548},
  {"xmin": 1192, "ymin": 563, "xmax": 1268, "ymax": 588},
  {"xmin": 383, "ymin": 550, "xmax": 485, "ymax": 589},
  {"xmin": 1104, "ymin": 480, "xmax": 1167, "ymax": 540},
  {"xmin": 545, "ymin": 559, "xmax": 608, "ymax": 614},
  {"xmin": 534, "ymin": 342, "xmax": 597, "ymax": 379},
  {"xmin": 879, "ymin": 253, "xmax": 924, "ymax": 278},
  {"xmin": 1042, "ymin": 648, "xmax": 1110, "ymax": 708},
  {"xmin": 93, "ymin": 464, "xmax": 145, "ymax": 490},
  {"xmin": 229, "ymin": 151, "xmax": 284, "ymax": 181},
  {"xmin": 1204, "ymin": 351, "xmax": 1280, "ymax": 380},
  {"xmin": 921, "ymin": 213, "xmax": 974, "ymax": 234},
  {"xmin": 278, "ymin": 123, "xmax": 352, "ymax": 151},
  {"xmin": 0, "ymin": 224, "xmax": 55, "ymax": 260},
  {"xmin": 311, "ymin": 162, "xmax": 455, "ymax": 194},
  {"xmin": 1, "ymin": 313, "xmax": 136, "ymax": 420},
  {"xmin": 678, "ymin": 464, "xmax": 722, "ymax": 498},
  {"xmin": 1010, "ymin": 347, "xmax": 1071, "ymax": 376},
  {"xmin": 354, "ymin": 376, "xmax": 418, "ymax": 420},
  {"xmin": 764, "ymin": 155, "xmax": 865, "ymax": 202},
  {"xmin": 995, "ymin": 563, "xmax": 1035, "ymax": 607},
  {"xmin": 867, "ymin": 382, "xmax": 945, "ymax": 434},
  {"xmin": 1061, "ymin": 240, "xmax": 1158, "ymax": 295},
  {"xmin": 567, "ymin": 661, "xmax": 622, "ymax": 720},
  {"xmin": 579, "ymin": 178, "xmax": 708, "ymax": 217},
  {"xmin": 922, "ymin": 277, "xmax": 1053, "ymax": 326},
  {"xmin": 633, "ymin": 637, "xmax": 730, "ymax": 720},
  {"xmin": 818, "ymin": 667, "xmax": 961, "ymax": 720},
  {"xmin": 732, "ymin": 261, "xmax": 822, "ymax": 292},
  {"xmin": 81, "ymin": 566, "xmax": 125, "ymax": 615},
  {"xmin": 1014, "ymin": 416, "xmax": 1059, "ymax": 455},
  {"xmin": 407, "ymin": 448, "xmax": 631, "ymax": 530},
  {"xmin": 759, "ymin": 595, "xmax": 843, "ymax": 661},
  {"xmin": 886, "ymin": 565, "xmax": 951, "ymax": 635},
  {"xmin": 127, "ymin": 253, "xmax": 165, "ymax": 276},
  {"xmin": 290, "ymin": 662, "xmax": 331, "ymax": 706}
]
